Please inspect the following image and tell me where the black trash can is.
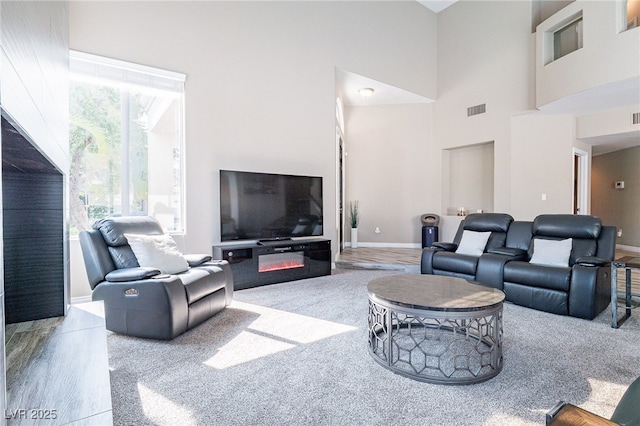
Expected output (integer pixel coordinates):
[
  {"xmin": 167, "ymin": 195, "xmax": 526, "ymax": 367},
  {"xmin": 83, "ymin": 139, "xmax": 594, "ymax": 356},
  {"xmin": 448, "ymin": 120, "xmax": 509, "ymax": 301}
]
[{"xmin": 420, "ymin": 214, "xmax": 440, "ymax": 248}]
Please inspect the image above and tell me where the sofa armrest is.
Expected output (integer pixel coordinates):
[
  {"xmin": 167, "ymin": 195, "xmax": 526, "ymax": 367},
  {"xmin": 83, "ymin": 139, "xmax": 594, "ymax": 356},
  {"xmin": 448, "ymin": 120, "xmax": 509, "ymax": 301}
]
[
  {"xmin": 576, "ymin": 256, "xmax": 610, "ymax": 267},
  {"xmin": 184, "ymin": 254, "xmax": 213, "ymax": 267},
  {"xmin": 487, "ymin": 247, "xmax": 528, "ymax": 260},
  {"xmin": 200, "ymin": 260, "xmax": 233, "ymax": 306},
  {"xmin": 432, "ymin": 242, "xmax": 457, "ymax": 251},
  {"xmin": 105, "ymin": 267, "xmax": 161, "ymax": 282},
  {"xmin": 569, "ymin": 264, "xmax": 611, "ymax": 319},
  {"xmin": 92, "ymin": 276, "xmax": 189, "ymax": 339}
]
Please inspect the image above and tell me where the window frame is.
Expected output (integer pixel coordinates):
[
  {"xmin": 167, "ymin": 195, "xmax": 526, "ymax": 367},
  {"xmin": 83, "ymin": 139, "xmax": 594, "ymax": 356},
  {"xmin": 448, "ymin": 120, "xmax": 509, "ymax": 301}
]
[{"xmin": 69, "ymin": 51, "xmax": 187, "ymax": 234}]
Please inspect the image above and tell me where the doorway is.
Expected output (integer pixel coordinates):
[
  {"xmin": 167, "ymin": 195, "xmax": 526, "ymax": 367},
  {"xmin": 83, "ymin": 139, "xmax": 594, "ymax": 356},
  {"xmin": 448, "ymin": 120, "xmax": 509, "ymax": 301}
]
[
  {"xmin": 573, "ymin": 148, "xmax": 589, "ymax": 215},
  {"xmin": 337, "ymin": 130, "xmax": 345, "ymax": 251}
]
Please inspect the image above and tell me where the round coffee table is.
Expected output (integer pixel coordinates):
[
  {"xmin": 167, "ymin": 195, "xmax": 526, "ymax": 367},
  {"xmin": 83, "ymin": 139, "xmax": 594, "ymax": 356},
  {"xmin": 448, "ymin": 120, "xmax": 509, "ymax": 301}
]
[{"xmin": 367, "ymin": 274, "xmax": 505, "ymax": 385}]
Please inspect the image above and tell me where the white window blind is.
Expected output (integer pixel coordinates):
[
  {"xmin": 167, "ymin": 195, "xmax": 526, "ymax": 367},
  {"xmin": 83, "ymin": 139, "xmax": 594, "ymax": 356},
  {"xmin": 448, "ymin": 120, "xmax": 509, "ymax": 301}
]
[{"xmin": 70, "ymin": 50, "xmax": 185, "ymax": 93}]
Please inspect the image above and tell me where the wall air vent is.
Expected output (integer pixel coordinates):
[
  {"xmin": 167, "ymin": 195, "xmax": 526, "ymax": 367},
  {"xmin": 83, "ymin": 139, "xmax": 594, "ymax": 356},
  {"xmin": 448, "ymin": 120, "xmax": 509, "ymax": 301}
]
[
  {"xmin": 633, "ymin": 112, "xmax": 640, "ymax": 125},
  {"xmin": 467, "ymin": 104, "xmax": 486, "ymax": 117}
]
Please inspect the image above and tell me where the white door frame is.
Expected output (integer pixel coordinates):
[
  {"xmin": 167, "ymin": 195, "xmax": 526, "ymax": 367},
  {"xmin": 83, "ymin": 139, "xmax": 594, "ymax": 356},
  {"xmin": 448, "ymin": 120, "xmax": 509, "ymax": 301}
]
[{"xmin": 573, "ymin": 147, "xmax": 589, "ymax": 215}]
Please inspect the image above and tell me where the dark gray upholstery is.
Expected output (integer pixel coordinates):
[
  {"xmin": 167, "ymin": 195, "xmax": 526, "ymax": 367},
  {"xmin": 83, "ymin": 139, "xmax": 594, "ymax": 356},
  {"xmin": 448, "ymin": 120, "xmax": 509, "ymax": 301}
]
[
  {"xmin": 79, "ymin": 216, "xmax": 233, "ymax": 339},
  {"xmin": 421, "ymin": 214, "xmax": 616, "ymax": 320},
  {"xmin": 503, "ymin": 215, "xmax": 613, "ymax": 319},
  {"xmin": 421, "ymin": 213, "xmax": 514, "ymax": 280}
]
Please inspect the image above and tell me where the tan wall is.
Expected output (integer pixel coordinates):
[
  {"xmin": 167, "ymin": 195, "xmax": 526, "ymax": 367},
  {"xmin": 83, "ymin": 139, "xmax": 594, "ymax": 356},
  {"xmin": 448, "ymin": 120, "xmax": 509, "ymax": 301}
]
[
  {"xmin": 344, "ymin": 103, "xmax": 435, "ymax": 246},
  {"xmin": 592, "ymin": 146, "xmax": 640, "ymax": 246},
  {"xmin": 510, "ymin": 113, "xmax": 576, "ymax": 220}
]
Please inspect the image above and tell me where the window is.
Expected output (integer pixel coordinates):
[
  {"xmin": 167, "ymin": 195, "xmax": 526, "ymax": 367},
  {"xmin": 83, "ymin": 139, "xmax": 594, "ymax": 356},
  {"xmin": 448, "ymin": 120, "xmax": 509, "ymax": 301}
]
[
  {"xmin": 553, "ymin": 16, "xmax": 583, "ymax": 60},
  {"xmin": 69, "ymin": 52, "xmax": 185, "ymax": 234},
  {"xmin": 625, "ymin": 0, "xmax": 639, "ymax": 31}
]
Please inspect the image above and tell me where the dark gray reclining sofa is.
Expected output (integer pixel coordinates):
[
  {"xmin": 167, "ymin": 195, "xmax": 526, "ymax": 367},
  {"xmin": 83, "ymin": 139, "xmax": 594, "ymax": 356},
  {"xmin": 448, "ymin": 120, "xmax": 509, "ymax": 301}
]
[
  {"xmin": 80, "ymin": 216, "xmax": 233, "ymax": 339},
  {"xmin": 421, "ymin": 213, "xmax": 616, "ymax": 319}
]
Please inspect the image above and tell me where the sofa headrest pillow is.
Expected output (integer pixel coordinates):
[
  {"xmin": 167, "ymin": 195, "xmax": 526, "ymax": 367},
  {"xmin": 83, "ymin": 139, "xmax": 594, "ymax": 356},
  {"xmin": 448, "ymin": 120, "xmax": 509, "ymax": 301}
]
[
  {"xmin": 94, "ymin": 216, "xmax": 165, "ymax": 247},
  {"xmin": 455, "ymin": 230, "xmax": 491, "ymax": 256},
  {"xmin": 463, "ymin": 213, "xmax": 514, "ymax": 233},
  {"xmin": 533, "ymin": 214, "xmax": 601, "ymax": 239},
  {"xmin": 529, "ymin": 238, "xmax": 573, "ymax": 267}
]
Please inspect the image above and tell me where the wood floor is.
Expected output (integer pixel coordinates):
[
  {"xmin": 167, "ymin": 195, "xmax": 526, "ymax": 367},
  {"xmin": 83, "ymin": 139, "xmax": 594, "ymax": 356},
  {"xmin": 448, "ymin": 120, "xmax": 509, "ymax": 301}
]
[
  {"xmin": 336, "ymin": 247, "xmax": 640, "ymax": 295},
  {"xmin": 4, "ymin": 302, "xmax": 113, "ymax": 425},
  {"xmin": 335, "ymin": 247, "xmax": 422, "ymax": 273}
]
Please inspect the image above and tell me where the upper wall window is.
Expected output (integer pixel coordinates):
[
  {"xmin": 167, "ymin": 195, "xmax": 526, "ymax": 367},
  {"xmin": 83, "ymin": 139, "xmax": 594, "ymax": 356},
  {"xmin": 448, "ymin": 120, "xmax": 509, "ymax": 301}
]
[
  {"xmin": 69, "ymin": 51, "xmax": 186, "ymax": 234},
  {"xmin": 625, "ymin": 0, "xmax": 640, "ymax": 31},
  {"xmin": 543, "ymin": 10, "xmax": 583, "ymax": 64},
  {"xmin": 553, "ymin": 16, "xmax": 583, "ymax": 60}
]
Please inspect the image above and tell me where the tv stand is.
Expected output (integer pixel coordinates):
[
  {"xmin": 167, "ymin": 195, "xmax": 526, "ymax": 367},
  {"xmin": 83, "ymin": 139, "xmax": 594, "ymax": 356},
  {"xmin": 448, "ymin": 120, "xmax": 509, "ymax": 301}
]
[
  {"xmin": 213, "ymin": 238, "xmax": 331, "ymax": 290},
  {"xmin": 257, "ymin": 237, "xmax": 292, "ymax": 245}
]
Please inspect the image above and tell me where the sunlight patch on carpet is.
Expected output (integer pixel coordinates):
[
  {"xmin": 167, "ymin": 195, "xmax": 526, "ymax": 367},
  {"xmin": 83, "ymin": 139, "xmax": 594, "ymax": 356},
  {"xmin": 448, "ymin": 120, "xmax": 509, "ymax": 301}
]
[
  {"xmin": 203, "ymin": 330, "xmax": 295, "ymax": 369},
  {"xmin": 581, "ymin": 377, "xmax": 627, "ymax": 415},
  {"xmin": 138, "ymin": 382, "xmax": 197, "ymax": 426},
  {"xmin": 203, "ymin": 301, "xmax": 357, "ymax": 369},
  {"xmin": 484, "ymin": 413, "xmax": 538, "ymax": 426}
]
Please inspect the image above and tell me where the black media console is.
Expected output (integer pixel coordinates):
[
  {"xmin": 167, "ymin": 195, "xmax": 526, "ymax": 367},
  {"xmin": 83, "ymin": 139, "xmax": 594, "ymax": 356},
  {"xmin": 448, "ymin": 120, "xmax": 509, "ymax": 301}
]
[{"xmin": 212, "ymin": 238, "xmax": 331, "ymax": 290}]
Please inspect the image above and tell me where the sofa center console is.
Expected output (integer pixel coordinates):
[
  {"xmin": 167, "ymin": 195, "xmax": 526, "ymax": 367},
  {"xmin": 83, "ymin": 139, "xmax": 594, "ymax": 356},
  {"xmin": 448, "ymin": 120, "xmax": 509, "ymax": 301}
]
[{"xmin": 213, "ymin": 238, "xmax": 331, "ymax": 290}]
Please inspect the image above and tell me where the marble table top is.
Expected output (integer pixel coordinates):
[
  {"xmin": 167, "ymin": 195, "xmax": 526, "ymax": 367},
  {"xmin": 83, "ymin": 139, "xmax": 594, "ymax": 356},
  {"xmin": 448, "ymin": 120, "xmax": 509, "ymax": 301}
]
[{"xmin": 368, "ymin": 274, "xmax": 505, "ymax": 312}]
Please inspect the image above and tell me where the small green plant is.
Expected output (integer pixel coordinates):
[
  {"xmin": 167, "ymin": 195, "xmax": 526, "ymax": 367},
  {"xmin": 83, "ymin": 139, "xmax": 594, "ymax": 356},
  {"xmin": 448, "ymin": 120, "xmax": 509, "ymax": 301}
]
[{"xmin": 349, "ymin": 201, "xmax": 360, "ymax": 228}]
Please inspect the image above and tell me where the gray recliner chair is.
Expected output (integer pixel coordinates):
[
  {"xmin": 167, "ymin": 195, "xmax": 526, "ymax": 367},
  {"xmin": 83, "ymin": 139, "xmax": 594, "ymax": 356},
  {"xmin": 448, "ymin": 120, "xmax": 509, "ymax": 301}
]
[{"xmin": 79, "ymin": 216, "xmax": 233, "ymax": 340}]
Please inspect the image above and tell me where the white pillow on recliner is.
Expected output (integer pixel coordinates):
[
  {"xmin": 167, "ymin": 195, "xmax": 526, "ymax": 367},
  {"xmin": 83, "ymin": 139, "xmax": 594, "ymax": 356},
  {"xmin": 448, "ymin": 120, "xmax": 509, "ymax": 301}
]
[
  {"xmin": 125, "ymin": 233, "xmax": 189, "ymax": 274},
  {"xmin": 455, "ymin": 230, "xmax": 491, "ymax": 256},
  {"xmin": 529, "ymin": 238, "xmax": 573, "ymax": 267}
]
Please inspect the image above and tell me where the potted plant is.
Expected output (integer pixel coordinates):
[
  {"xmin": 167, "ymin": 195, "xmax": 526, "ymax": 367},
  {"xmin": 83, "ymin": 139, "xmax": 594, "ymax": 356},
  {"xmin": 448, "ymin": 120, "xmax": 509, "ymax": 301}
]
[{"xmin": 349, "ymin": 200, "xmax": 360, "ymax": 248}]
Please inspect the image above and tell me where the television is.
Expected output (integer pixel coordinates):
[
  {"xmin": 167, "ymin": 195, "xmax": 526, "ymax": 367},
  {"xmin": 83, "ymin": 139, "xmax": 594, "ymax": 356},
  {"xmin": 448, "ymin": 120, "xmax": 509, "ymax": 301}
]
[{"xmin": 219, "ymin": 170, "xmax": 323, "ymax": 242}]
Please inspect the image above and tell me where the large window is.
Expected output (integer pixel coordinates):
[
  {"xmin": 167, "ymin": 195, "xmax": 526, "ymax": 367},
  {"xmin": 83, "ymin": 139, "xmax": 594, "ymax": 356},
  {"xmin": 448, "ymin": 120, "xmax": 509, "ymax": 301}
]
[{"xmin": 69, "ymin": 52, "xmax": 185, "ymax": 234}]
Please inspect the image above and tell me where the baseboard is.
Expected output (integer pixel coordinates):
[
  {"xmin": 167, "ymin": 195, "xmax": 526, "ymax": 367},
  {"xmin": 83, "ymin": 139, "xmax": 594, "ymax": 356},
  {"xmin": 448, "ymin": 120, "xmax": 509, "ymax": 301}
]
[
  {"xmin": 71, "ymin": 295, "xmax": 93, "ymax": 305},
  {"xmin": 617, "ymin": 244, "xmax": 640, "ymax": 253},
  {"xmin": 346, "ymin": 242, "xmax": 422, "ymax": 249}
]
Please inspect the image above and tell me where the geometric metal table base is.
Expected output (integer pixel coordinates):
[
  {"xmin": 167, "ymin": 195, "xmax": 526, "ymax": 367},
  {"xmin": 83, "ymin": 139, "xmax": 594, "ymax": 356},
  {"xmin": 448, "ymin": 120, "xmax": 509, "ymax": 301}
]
[{"xmin": 368, "ymin": 294, "xmax": 503, "ymax": 385}]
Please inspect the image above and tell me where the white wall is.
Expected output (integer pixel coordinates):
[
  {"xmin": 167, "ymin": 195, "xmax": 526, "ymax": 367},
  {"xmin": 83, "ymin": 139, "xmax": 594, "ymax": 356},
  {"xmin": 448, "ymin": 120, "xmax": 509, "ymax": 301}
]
[
  {"xmin": 1, "ymin": 2, "xmax": 69, "ymax": 171},
  {"xmin": 536, "ymin": 0, "xmax": 640, "ymax": 108},
  {"xmin": 576, "ymin": 105, "xmax": 640, "ymax": 139},
  {"xmin": 69, "ymin": 1, "xmax": 437, "ymax": 295},
  {"xmin": 69, "ymin": 1, "xmax": 638, "ymax": 298},
  {"xmin": 436, "ymin": 0, "xmax": 532, "ymax": 215}
]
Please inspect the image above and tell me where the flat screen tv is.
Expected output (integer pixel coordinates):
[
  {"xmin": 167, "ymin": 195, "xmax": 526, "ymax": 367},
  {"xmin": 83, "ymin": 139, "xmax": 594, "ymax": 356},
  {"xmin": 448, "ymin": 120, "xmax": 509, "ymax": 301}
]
[{"xmin": 219, "ymin": 170, "xmax": 323, "ymax": 242}]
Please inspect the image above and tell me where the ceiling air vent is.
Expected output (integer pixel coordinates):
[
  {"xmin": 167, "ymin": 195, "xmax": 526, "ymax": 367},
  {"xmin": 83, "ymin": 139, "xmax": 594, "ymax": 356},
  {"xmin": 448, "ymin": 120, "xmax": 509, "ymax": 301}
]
[
  {"xmin": 467, "ymin": 103, "xmax": 486, "ymax": 117},
  {"xmin": 633, "ymin": 112, "xmax": 640, "ymax": 125}
]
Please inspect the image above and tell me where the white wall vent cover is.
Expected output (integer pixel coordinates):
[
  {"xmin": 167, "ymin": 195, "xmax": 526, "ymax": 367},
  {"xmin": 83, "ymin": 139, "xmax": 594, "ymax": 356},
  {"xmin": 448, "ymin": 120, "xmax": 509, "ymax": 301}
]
[
  {"xmin": 633, "ymin": 112, "xmax": 640, "ymax": 125},
  {"xmin": 467, "ymin": 104, "xmax": 486, "ymax": 117}
]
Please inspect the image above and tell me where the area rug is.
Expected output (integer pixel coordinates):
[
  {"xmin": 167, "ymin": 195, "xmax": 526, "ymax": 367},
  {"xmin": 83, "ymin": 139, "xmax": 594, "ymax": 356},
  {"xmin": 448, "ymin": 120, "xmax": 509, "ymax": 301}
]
[{"xmin": 107, "ymin": 269, "xmax": 640, "ymax": 425}]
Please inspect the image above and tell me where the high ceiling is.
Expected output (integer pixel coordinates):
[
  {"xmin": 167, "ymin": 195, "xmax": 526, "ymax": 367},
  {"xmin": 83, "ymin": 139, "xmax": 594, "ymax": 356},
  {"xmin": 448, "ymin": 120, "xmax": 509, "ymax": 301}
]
[
  {"xmin": 336, "ymin": 69, "xmax": 433, "ymax": 107},
  {"xmin": 336, "ymin": 0, "xmax": 639, "ymax": 156},
  {"xmin": 416, "ymin": 0, "xmax": 458, "ymax": 13}
]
